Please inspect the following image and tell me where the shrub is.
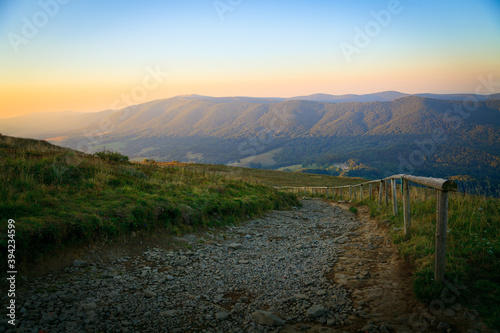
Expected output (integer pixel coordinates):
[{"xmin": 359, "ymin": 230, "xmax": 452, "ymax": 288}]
[{"xmin": 94, "ymin": 150, "xmax": 129, "ymax": 162}]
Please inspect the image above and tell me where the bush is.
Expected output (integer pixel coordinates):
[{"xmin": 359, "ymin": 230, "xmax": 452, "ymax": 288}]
[{"xmin": 94, "ymin": 150, "xmax": 129, "ymax": 162}]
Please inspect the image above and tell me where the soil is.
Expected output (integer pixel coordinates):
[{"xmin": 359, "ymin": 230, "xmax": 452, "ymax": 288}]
[
  {"xmin": 16, "ymin": 200, "xmax": 494, "ymax": 333},
  {"xmin": 281, "ymin": 202, "xmax": 491, "ymax": 333}
]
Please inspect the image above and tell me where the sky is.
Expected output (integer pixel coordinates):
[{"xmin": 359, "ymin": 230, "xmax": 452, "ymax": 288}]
[{"xmin": 1, "ymin": 0, "xmax": 500, "ymax": 118}]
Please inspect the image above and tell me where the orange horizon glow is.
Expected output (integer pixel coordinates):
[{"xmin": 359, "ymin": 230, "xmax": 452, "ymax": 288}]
[
  {"xmin": 2, "ymin": 64, "xmax": 499, "ymax": 119},
  {"xmin": 1, "ymin": 1, "xmax": 499, "ymax": 119}
]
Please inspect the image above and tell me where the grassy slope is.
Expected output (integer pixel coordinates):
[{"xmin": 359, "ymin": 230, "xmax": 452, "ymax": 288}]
[
  {"xmin": 0, "ymin": 135, "xmax": 362, "ymax": 266},
  {"xmin": 0, "ymin": 135, "xmax": 305, "ymax": 266},
  {"xmin": 343, "ymin": 187, "xmax": 500, "ymax": 328},
  {"xmin": 153, "ymin": 162, "xmax": 365, "ymax": 187}
]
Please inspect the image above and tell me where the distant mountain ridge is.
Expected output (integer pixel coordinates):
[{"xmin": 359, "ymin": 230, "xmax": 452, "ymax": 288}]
[
  {"xmin": 2, "ymin": 91, "xmax": 498, "ymax": 139},
  {"xmin": 1, "ymin": 92, "xmax": 499, "ymax": 194}
]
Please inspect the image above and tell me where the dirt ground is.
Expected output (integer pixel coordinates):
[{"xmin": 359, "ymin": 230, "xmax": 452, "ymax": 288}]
[
  {"xmin": 298, "ymin": 202, "xmax": 492, "ymax": 333},
  {"xmin": 18, "ymin": 201, "xmax": 495, "ymax": 333}
]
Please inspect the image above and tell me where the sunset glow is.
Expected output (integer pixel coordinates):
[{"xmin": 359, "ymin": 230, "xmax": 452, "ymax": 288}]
[{"xmin": 1, "ymin": 0, "xmax": 500, "ymax": 118}]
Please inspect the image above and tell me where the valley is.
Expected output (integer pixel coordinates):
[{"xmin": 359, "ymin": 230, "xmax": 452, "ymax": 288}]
[{"xmin": 2, "ymin": 93, "xmax": 499, "ymax": 195}]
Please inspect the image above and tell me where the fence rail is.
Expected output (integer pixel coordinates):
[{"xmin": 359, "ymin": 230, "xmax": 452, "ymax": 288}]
[{"xmin": 275, "ymin": 174, "xmax": 458, "ymax": 283}]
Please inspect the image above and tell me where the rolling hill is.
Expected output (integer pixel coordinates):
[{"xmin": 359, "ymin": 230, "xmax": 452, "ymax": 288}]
[{"xmin": 1, "ymin": 93, "xmax": 499, "ymax": 194}]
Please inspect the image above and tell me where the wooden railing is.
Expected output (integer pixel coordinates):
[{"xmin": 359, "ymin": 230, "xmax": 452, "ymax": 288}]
[{"xmin": 275, "ymin": 174, "xmax": 458, "ymax": 283}]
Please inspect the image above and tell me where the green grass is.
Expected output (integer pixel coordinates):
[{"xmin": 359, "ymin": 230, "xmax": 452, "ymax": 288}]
[
  {"xmin": 346, "ymin": 186, "xmax": 500, "ymax": 328},
  {"xmin": 0, "ymin": 135, "xmax": 301, "ymax": 266},
  {"xmin": 163, "ymin": 162, "xmax": 365, "ymax": 188}
]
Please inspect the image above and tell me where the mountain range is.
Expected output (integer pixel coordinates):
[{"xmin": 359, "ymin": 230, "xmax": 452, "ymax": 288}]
[{"xmin": 1, "ymin": 91, "xmax": 499, "ymax": 194}]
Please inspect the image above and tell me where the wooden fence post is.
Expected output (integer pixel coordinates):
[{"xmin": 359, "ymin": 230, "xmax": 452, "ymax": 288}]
[
  {"xmin": 403, "ymin": 179, "xmax": 411, "ymax": 238},
  {"xmin": 340, "ymin": 188, "xmax": 343, "ymax": 200},
  {"xmin": 435, "ymin": 190, "xmax": 449, "ymax": 283},
  {"xmin": 354, "ymin": 186, "xmax": 357, "ymax": 200},
  {"xmin": 392, "ymin": 179, "xmax": 398, "ymax": 215},
  {"xmin": 384, "ymin": 180, "xmax": 388, "ymax": 205},
  {"xmin": 333, "ymin": 188, "xmax": 336, "ymax": 200},
  {"xmin": 360, "ymin": 185, "xmax": 363, "ymax": 200},
  {"xmin": 378, "ymin": 181, "xmax": 383, "ymax": 205},
  {"xmin": 369, "ymin": 184, "xmax": 372, "ymax": 199},
  {"xmin": 349, "ymin": 186, "xmax": 352, "ymax": 200}
]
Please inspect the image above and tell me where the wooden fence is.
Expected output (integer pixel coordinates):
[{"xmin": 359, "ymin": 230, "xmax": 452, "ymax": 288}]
[{"xmin": 275, "ymin": 174, "xmax": 458, "ymax": 283}]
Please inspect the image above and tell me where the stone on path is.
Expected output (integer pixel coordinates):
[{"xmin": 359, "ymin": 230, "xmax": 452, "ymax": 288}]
[
  {"xmin": 72, "ymin": 260, "xmax": 88, "ymax": 267},
  {"xmin": 228, "ymin": 243, "xmax": 243, "ymax": 250},
  {"xmin": 216, "ymin": 311, "xmax": 230, "ymax": 321},
  {"xmin": 251, "ymin": 310, "xmax": 285, "ymax": 327},
  {"xmin": 307, "ymin": 304, "xmax": 326, "ymax": 318}
]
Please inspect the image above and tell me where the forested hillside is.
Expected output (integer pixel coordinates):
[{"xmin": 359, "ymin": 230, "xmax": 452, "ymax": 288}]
[{"xmin": 2, "ymin": 94, "xmax": 499, "ymax": 195}]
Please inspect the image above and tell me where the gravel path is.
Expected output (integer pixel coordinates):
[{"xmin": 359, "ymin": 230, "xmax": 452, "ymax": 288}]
[{"xmin": 3, "ymin": 199, "xmax": 492, "ymax": 333}]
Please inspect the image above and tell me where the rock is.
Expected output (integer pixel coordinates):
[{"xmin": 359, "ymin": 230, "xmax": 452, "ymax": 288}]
[
  {"xmin": 437, "ymin": 321, "xmax": 450, "ymax": 330},
  {"xmin": 72, "ymin": 260, "xmax": 88, "ymax": 267},
  {"xmin": 238, "ymin": 259, "xmax": 250, "ymax": 264},
  {"xmin": 182, "ymin": 235, "xmax": 198, "ymax": 243},
  {"xmin": 379, "ymin": 324, "xmax": 389, "ymax": 332},
  {"xmin": 251, "ymin": 310, "xmax": 285, "ymax": 327},
  {"xmin": 362, "ymin": 323, "xmax": 377, "ymax": 331},
  {"xmin": 443, "ymin": 308, "xmax": 455, "ymax": 317},
  {"xmin": 294, "ymin": 294, "xmax": 309, "ymax": 300},
  {"xmin": 228, "ymin": 243, "xmax": 243, "ymax": 250},
  {"xmin": 316, "ymin": 290, "xmax": 327, "ymax": 296},
  {"xmin": 307, "ymin": 304, "xmax": 326, "ymax": 318},
  {"xmin": 160, "ymin": 310, "xmax": 177, "ymax": 317},
  {"xmin": 216, "ymin": 311, "xmax": 230, "ymax": 321},
  {"xmin": 450, "ymin": 303, "xmax": 462, "ymax": 311},
  {"xmin": 143, "ymin": 290, "xmax": 157, "ymax": 298},
  {"xmin": 80, "ymin": 302, "xmax": 96, "ymax": 310}
]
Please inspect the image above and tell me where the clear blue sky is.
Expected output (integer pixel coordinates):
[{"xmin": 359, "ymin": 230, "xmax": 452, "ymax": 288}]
[{"xmin": 1, "ymin": 0, "xmax": 499, "ymax": 116}]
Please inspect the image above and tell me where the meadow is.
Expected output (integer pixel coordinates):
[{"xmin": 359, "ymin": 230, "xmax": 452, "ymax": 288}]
[
  {"xmin": 0, "ymin": 136, "xmax": 298, "ymax": 266},
  {"xmin": 0, "ymin": 135, "xmax": 361, "ymax": 267}
]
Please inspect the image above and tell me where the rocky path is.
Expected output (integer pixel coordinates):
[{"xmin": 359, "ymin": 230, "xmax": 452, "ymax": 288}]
[{"xmin": 3, "ymin": 199, "xmax": 492, "ymax": 333}]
